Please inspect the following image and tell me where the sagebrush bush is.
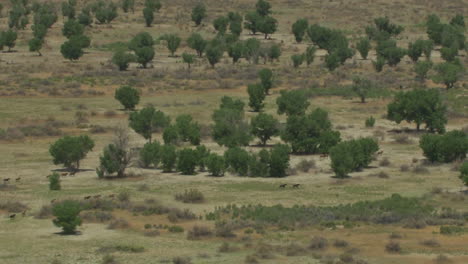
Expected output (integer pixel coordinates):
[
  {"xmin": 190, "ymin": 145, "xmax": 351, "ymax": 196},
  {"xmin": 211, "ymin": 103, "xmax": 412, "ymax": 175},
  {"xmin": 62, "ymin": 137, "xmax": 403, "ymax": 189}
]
[
  {"xmin": 365, "ymin": 116, "xmax": 375, "ymax": 127},
  {"xmin": 385, "ymin": 241, "xmax": 401, "ymax": 253},
  {"xmin": 187, "ymin": 225, "xmax": 213, "ymax": 240},
  {"xmin": 296, "ymin": 159, "xmax": 316, "ymax": 172},
  {"xmin": 309, "ymin": 236, "xmax": 328, "ymax": 250},
  {"xmin": 174, "ymin": 189, "xmax": 204, "ymax": 203},
  {"xmin": 49, "ymin": 172, "xmax": 61, "ymax": 191}
]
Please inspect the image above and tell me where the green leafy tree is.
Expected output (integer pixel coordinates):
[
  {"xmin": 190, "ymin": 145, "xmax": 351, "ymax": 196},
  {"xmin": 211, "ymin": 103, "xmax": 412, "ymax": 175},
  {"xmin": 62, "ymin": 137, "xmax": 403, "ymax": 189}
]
[
  {"xmin": 366, "ymin": 16, "xmax": 403, "ymax": 41},
  {"xmin": 205, "ymin": 41, "xmax": 223, "ymax": 68},
  {"xmin": 69, "ymin": 34, "xmax": 91, "ymax": 49},
  {"xmin": 206, "ymin": 153, "xmax": 226, "ymax": 176},
  {"xmin": 440, "ymin": 45, "xmax": 458, "ymax": 62},
  {"xmin": 163, "ymin": 125, "xmax": 179, "ymax": 145},
  {"xmin": 387, "ymin": 89, "xmax": 447, "ymax": 133},
  {"xmin": 49, "ymin": 135, "xmax": 94, "ymax": 170},
  {"xmin": 258, "ymin": 16, "xmax": 277, "ymax": 39},
  {"xmin": 292, "ymin": 18, "xmax": 308, "ymax": 43},
  {"xmin": 421, "ymin": 40, "xmax": 434, "ymax": 59},
  {"xmin": 212, "ymin": 97, "xmax": 252, "ymax": 147},
  {"xmin": 247, "ymin": 83, "xmax": 265, "ymax": 112},
  {"xmin": 60, "ymin": 39, "xmax": 84, "ymax": 61},
  {"xmin": 291, "ymin": 54, "xmax": 304, "ymax": 68},
  {"xmin": 160, "ymin": 144, "xmax": 177, "ymax": 172},
  {"xmin": 243, "ymin": 38, "xmax": 261, "ymax": 63},
  {"xmin": 269, "ymin": 144, "xmax": 290, "ymax": 177},
  {"xmin": 112, "ymin": 49, "xmax": 135, "ymax": 71},
  {"xmin": 407, "ymin": 40, "xmax": 425, "ymax": 62},
  {"xmin": 161, "ymin": 34, "xmax": 181, "ymax": 56},
  {"xmin": 62, "ymin": 2, "xmax": 75, "ymax": 19},
  {"xmin": 251, "ymin": 113, "xmax": 279, "ymax": 145},
  {"xmin": 28, "ymin": 38, "xmax": 43, "ymax": 56},
  {"xmin": 77, "ymin": 11, "xmax": 93, "ymax": 26},
  {"xmin": 303, "ymin": 46, "xmax": 316, "ymax": 66},
  {"xmin": 224, "ymin": 147, "xmax": 250, "ymax": 176},
  {"xmin": 356, "ymin": 38, "xmax": 371, "ymax": 59},
  {"xmin": 330, "ymin": 138, "xmax": 379, "ymax": 178},
  {"xmin": 175, "ymin": 114, "xmax": 201, "ymax": 145},
  {"xmin": 129, "ymin": 106, "xmax": 170, "ymax": 142},
  {"xmin": 433, "ymin": 61, "xmax": 464, "ymax": 89},
  {"xmin": 351, "ymin": 76, "xmax": 373, "ymax": 103},
  {"xmin": 191, "ymin": 2, "xmax": 206, "ymax": 26},
  {"xmin": 177, "ymin": 148, "xmax": 198, "ymax": 175},
  {"xmin": 143, "ymin": 7, "xmax": 154, "ymax": 27},
  {"xmin": 228, "ymin": 12, "xmax": 243, "ymax": 36},
  {"xmin": 49, "ymin": 172, "xmax": 61, "ymax": 191},
  {"xmin": 135, "ymin": 46, "xmax": 154, "ymax": 68},
  {"xmin": 52, "ymin": 200, "xmax": 82, "ymax": 234},
  {"xmin": 115, "ymin": 85, "xmax": 140, "ymax": 110},
  {"xmin": 213, "ymin": 16, "xmax": 229, "ymax": 36},
  {"xmin": 145, "ymin": 0, "xmax": 161, "ymax": 12},
  {"xmin": 195, "ymin": 145, "xmax": 210, "ymax": 171},
  {"xmin": 414, "ymin": 60, "xmax": 432, "ymax": 82},
  {"xmin": 129, "ymin": 32, "xmax": 154, "ymax": 51},
  {"xmin": 244, "ymin": 11, "xmax": 261, "ymax": 35},
  {"xmin": 122, "ymin": 0, "xmax": 135, "ymax": 13},
  {"xmin": 268, "ymin": 43, "xmax": 281, "ymax": 62},
  {"xmin": 182, "ymin": 52, "xmax": 195, "ymax": 69},
  {"xmin": 276, "ymin": 89, "xmax": 310, "ymax": 116},
  {"xmin": 459, "ymin": 161, "xmax": 468, "ymax": 187},
  {"xmin": 420, "ymin": 130, "xmax": 467, "ymax": 163},
  {"xmin": 256, "ymin": 0, "xmax": 271, "ymax": 17},
  {"xmin": 62, "ymin": 19, "xmax": 84, "ymax": 38},
  {"xmin": 32, "ymin": 24, "xmax": 47, "ymax": 40},
  {"xmin": 2, "ymin": 30, "xmax": 17, "ymax": 51},
  {"xmin": 139, "ymin": 141, "xmax": 161, "ymax": 168},
  {"xmin": 187, "ymin": 33, "xmax": 206, "ymax": 57},
  {"xmin": 228, "ymin": 41, "xmax": 244, "ymax": 64},
  {"xmin": 372, "ymin": 56, "xmax": 385, "ymax": 72},
  {"xmin": 258, "ymin": 68, "xmax": 273, "ymax": 94},
  {"xmin": 325, "ymin": 52, "xmax": 340, "ymax": 71}
]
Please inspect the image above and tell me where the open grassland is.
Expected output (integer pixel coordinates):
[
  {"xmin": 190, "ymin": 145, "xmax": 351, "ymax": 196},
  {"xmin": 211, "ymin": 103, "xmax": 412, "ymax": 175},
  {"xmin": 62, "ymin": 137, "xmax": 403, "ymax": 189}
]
[{"xmin": 0, "ymin": 0, "xmax": 467, "ymax": 263}]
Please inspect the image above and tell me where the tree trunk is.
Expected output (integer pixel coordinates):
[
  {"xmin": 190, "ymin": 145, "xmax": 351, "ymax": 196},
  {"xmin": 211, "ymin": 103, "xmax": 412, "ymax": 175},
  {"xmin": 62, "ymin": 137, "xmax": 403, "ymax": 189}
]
[
  {"xmin": 361, "ymin": 96, "xmax": 365, "ymax": 103},
  {"xmin": 416, "ymin": 123, "xmax": 420, "ymax": 131}
]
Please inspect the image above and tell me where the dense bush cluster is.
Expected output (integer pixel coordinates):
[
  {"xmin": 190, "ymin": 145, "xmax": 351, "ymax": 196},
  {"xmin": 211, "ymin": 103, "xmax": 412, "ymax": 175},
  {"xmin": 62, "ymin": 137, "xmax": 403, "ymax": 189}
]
[{"xmin": 419, "ymin": 130, "xmax": 467, "ymax": 163}]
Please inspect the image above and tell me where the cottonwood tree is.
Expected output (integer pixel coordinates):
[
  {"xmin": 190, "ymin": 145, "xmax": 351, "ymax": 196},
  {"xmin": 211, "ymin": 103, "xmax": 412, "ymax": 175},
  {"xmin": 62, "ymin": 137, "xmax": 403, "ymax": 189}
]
[
  {"xmin": 251, "ymin": 113, "xmax": 279, "ymax": 145},
  {"xmin": 213, "ymin": 16, "xmax": 229, "ymax": 36},
  {"xmin": 433, "ymin": 61, "xmax": 464, "ymax": 89},
  {"xmin": 351, "ymin": 76, "xmax": 373, "ymax": 103},
  {"xmin": 160, "ymin": 144, "xmax": 177, "ymax": 172},
  {"xmin": 258, "ymin": 68, "xmax": 273, "ymax": 94},
  {"xmin": 228, "ymin": 12, "xmax": 243, "ymax": 36},
  {"xmin": 175, "ymin": 114, "xmax": 201, "ymax": 145},
  {"xmin": 114, "ymin": 85, "xmax": 140, "ymax": 110},
  {"xmin": 206, "ymin": 153, "xmax": 226, "ymax": 176},
  {"xmin": 258, "ymin": 16, "xmax": 277, "ymax": 39},
  {"xmin": 2, "ymin": 30, "xmax": 17, "ymax": 51},
  {"xmin": 182, "ymin": 53, "xmax": 195, "ymax": 69},
  {"xmin": 356, "ymin": 38, "xmax": 371, "ymax": 60},
  {"xmin": 414, "ymin": 61, "xmax": 432, "ymax": 82},
  {"xmin": 60, "ymin": 38, "xmax": 84, "ymax": 61},
  {"xmin": 292, "ymin": 18, "xmax": 308, "ymax": 43},
  {"xmin": 62, "ymin": 19, "xmax": 84, "ymax": 38},
  {"xmin": 304, "ymin": 46, "xmax": 316, "ymax": 66},
  {"xmin": 96, "ymin": 126, "xmax": 134, "ymax": 178},
  {"xmin": 161, "ymin": 34, "xmax": 181, "ymax": 56},
  {"xmin": 420, "ymin": 130, "xmax": 467, "ymax": 163},
  {"xmin": 276, "ymin": 89, "xmax": 310, "ymax": 116},
  {"xmin": 129, "ymin": 32, "xmax": 154, "ymax": 68},
  {"xmin": 205, "ymin": 40, "xmax": 223, "ymax": 68},
  {"xmin": 143, "ymin": 7, "xmax": 154, "ymax": 27},
  {"xmin": 187, "ymin": 33, "xmax": 207, "ymax": 57},
  {"xmin": 224, "ymin": 147, "xmax": 250, "ymax": 176},
  {"xmin": 112, "ymin": 49, "xmax": 135, "ymax": 71},
  {"xmin": 139, "ymin": 141, "xmax": 161, "ymax": 168},
  {"xmin": 247, "ymin": 83, "xmax": 265, "ymax": 112},
  {"xmin": 129, "ymin": 106, "xmax": 170, "ymax": 142},
  {"xmin": 177, "ymin": 148, "xmax": 198, "ymax": 175},
  {"xmin": 49, "ymin": 135, "xmax": 94, "ymax": 170},
  {"xmin": 28, "ymin": 38, "xmax": 43, "ymax": 56},
  {"xmin": 191, "ymin": 2, "xmax": 206, "ymax": 26},
  {"xmin": 268, "ymin": 144, "xmax": 290, "ymax": 177},
  {"xmin": 330, "ymin": 137, "xmax": 379, "ymax": 178},
  {"xmin": 228, "ymin": 41, "xmax": 244, "ymax": 64},
  {"xmin": 407, "ymin": 40, "xmax": 425, "ymax": 62},
  {"xmin": 212, "ymin": 97, "xmax": 252, "ymax": 147}
]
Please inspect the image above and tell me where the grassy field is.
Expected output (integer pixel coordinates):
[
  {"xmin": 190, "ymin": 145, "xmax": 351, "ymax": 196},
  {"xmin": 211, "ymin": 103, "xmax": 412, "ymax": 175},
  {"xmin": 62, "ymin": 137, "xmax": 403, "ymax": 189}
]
[{"xmin": 0, "ymin": 0, "xmax": 467, "ymax": 263}]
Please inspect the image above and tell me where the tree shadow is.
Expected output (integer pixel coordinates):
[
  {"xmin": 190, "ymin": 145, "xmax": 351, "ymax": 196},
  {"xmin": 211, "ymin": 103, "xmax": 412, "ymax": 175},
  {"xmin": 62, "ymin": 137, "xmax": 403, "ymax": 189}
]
[
  {"xmin": 51, "ymin": 168, "xmax": 94, "ymax": 173},
  {"xmin": 54, "ymin": 230, "xmax": 82, "ymax": 236}
]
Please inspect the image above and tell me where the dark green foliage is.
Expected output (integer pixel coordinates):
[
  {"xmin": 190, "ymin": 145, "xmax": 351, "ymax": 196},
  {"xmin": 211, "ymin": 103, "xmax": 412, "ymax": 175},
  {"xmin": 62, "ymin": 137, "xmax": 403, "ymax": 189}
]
[
  {"xmin": 325, "ymin": 52, "xmax": 340, "ymax": 71},
  {"xmin": 61, "ymin": 39, "xmax": 83, "ymax": 60},
  {"xmin": 143, "ymin": 7, "xmax": 154, "ymax": 27},
  {"xmin": 258, "ymin": 16, "xmax": 277, "ymax": 39},
  {"xmin": 387, "ymin": 89, "xmax": 447, "ymax": 133},
  {"xmin": 135, "ymin": 46, "xmax": 154, "ymax": 68},
  {"xmin": 351, "ymin": 76, "xmax": 373, "ymax": 103},
  {"xmin": 160, "ymin": 144, "xmax": 177, "ymax": 172},
  {"xmin": 433, "ymin": 61, "xmax": 464, "ymax": 89},
  {"xmin": 62, "ymin": 2, "xmax": 75, "ymax": 19},
  {"xmin": 291, "ymin": 54, "xmax": 304, "ymax": 68},
  {"xmin": 62, "ymin": 19, "xmax": 84, "ymax": 38},
  {"xmin": 195, "ymin": 145, "xmax": 210, "ymax": 171},
  {"xmin": 244, "ymin": 11, "xmax": 261, "ymax": 35},
  {"xmin": 140, "ymin": 141, "xmax": 161, "ymax": 168},
  {"xmin": 292, "ymin": 18, "xmax": 308, "ymax": 43},
  {"xmin": 450, "ymin": 14, "xmax": 465, "ymax": 28},
  {"xmin": 52, "ymin": 200, "xmax": 82, "ymax": 234},
  {"xmin": 243, "ymin": 38, "xmax": 261, "ymax": 63},
  {"xmin": 304, "ymin": 46, "xmax": 316, "ymax": 66},
  {"xmin": 206, "ymin": 153, "xmax": 226, "ymax": 176},
  {"xmin": 191, "ymin": 3, "xmax": 206, "ymax": 26},
  {"xmin": 282, "ymin": 108, "xmax": 341, "ymax": 154},
  {"xmin": 114, "ymin": 86, "xmax": 140, "ymax": 110},
  {"xmin": 460, "ymin": 161, "xmax": 468, "ymax": 186},
  {"xmin": 49, "ymin": 172, "xmax": 61, "ymax": 191},
  {"xmin": 365, "ymin": 116, "xmax": 375, "ymax": 128},
  {"xmin": 49, "ymin": 135, "xmax": 94, "ymax": 170},
  {"xmin": 268, "ymin": 44, "xmax": 281, "ymax": 62},
  {"xmin": 175, "ymin": 114, "xmax": 200, "ymax": 145},
  {"xmin": 256, "ymin": 0, "xmax": 271, "ymax": 16},
  {"xmin": 33, "ymin": 3, "xmax": 58, "ymax": 29},
  {"xmin": 330, "ymin": 137, "xmax": 379, "ymax": 178},
  {"xmin": 247, "ymin": 83, "xmax": 265, "ymax": 112},
  {"xmin": 96, "ymin": 141, "xmax": 131, "ymax": 178},
  {"xmin": 419, "ymin": 130, "xmax": 467, "ymax": 163},
  {"xmin": 129, "ymin": 32, "xmax": 154, "ymax": 51},
  {"xmin": 372, "ymin": 56, "xmax": 385, "ymax": 72},
  {"xmin": 258, "ymin": 68, "xmax": 273, "ymax": 94},
  {"xmin": 440, "ymin": 45, "xmax": 458, "ymax": 62},
  {"xmin": 32, "ymin": 23, "xmax": 47, "ymax": 40},
  {"xmin": 307, "ymin": 24, "xmax": 353, "ymax": 66},
  {"xmin": 414, "ymin": 61, "xmax": 433, "ymax": 82},
  {"xmin": 276, "ymin": 89, "xmax": 310, "ymax": 116},
  {"xmin": 121, "ymin": 0, "xmax": 135, "ymax": 13},
  {"xmin": 205, "ymin": 40, "xmax": 223, "ymax": 68},
  {"xmin": 77, "ymin": 11, "xmax": 92, "ymax": 26},
  {"xmin": 251, "ymin": 113, "xmax": 279, "ymax": 145},
  {"xmin": 177, "ymin": 148, "xmax": 198, "ymax": 175},
  {"xmin": 112, "ymin": 49, "xmax": 135, "ymax": 71},
  {"xmin": 212, "ymin": 97, "xmax": 251, "ymax": 147},
  {"xmin": 376, "ymin": 40, "xmax": 406, "ymax": 67},
  {"xmin": 228, "ymin": 12, "xmax": 243, "ymax": 36},
  {"xmin": 182, "ymin": 53, "xmax": 195, "ymax": 69},
  {"xmin": 28, "ymin": 38, "xmax": 43, "ymax": 56},
  {"xmin": 145, "ymin": 0, "xmax": 161, "ymax": 12},
  {"xmin": 213, "ymin": 16, "xmax": 229, "ymax": 35},
  {"xmin": 187, "ymin": 33, "xmax": 206, "ymax": 57},
  {"xmin": 161, "ymin": 33, "xmax": 181, "ymax": 56},
  {"xmin": 95, "ymin": 2, "xmax": 118, "ymax": 24},
  {"xmin": 162, "ymin": 125, "xmax": 179, "ymax": 145},
  {"xmin": 69, "ymin": 34, "xmax": 91, "ymax": 49},
  {"xmin": 366, "ymin": 17, "xmax": 403, "ymax": 41},
  {"xmin": 224, "ymin": 147, "xmax": 250, "ymax": 176},
  {"xmin": 228, "ymin": 41, "xmax": 244, "ymax": 64},
  {"xmin": 407, "ymin": 40, "xmax": 425, "ymax": 62},
  {"xmin": 1, "ymin": 29, "xmax": 17, "ymax": 51},
  {"xmin": 268, "ymin": 144, "xmax": 290, "ymax": 177},
  {"xmin": 356, "ymin": 38, "xmax": 371, "ymax": 59},
  {"xmin": 129, "ymin": 106, "xmax": 170, "ymax": 142},
  {"xmin": 175, "ymin": 189, "xmax": 204, "ymax": 203},
  {"xmin": 426, "ymin": 14, "xmax": 465, "ymax": 50}
]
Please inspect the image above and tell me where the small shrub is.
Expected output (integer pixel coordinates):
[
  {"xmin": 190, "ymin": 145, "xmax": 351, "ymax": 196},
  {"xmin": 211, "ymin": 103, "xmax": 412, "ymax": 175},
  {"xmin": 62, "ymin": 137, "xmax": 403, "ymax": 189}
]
[
  {"xmin": 309, "ymin": 236, "xmax": 328, "ymax": 250},
  {"xmin": 379, "ymin": 157, "xmax": 391, "ymax": 167},
  {"xmin": 187, "ymin": 225, "xmax": 213, "ymax": 240},
  {"xmin": 35, "ymin": 205, "xmax": 52, "ymax": 219},
  {"xmin": 365, "ymin": 116, "xmax": 375, "ymax": 128},
  {"xmin": 339, "ymin": 253, "xmax": 354, "ymax": 263},
  {"xmin": 440, "ymin": 225, "xmax": 464, "ymax": 235},
  {"xmin": 144, "ymin": 230, "xmax": 160, "ymax": 237},
  {"xmin": 218, "ymin": 242, "xmax": 239, "ymax": 253},
  {"xmin": 433, "ymin": 254, "xmax": 452, "ymax": 264},
  {"xmin": 393, "ymin": 134, "xmax": 412, "ymax": 144},
  {"xmin": 49, "ymin": 172, "xmax": 61, "ymax": 191},
  {"xmin": 421, "ymin": 239, "xmax": 440, "ymax": 247},
  {"xmin": 102, "ymin": 254, "xmax": 117, "ymax": 264},
  {"xmin": 215, "ymin": 221, "xmax": 236, "ymax": 238},
  {"xmin": 412, "ymin": 165, "xmax": 429, "ymax": 174},
  {"xmin": 174, "ymin": 189, "xmax": 204, "ymax": 203},
  {"xmin": 296, "ymin": 159, "xmax": 316, "ymax": 172},
  {"xmin": 245, "ymin": 255, "xmax": 259, "ymax": 264},
  {"xmin": 389, "ymin": 232, "xmax": 402, "ymax": 239},
  {"xmin": 168, "ymin": 225, "xmax": 184, "ymax": 233},
  {"xmin": 107, "ymin": 218, "xmax": 129, "ymax": 229},
  {"xmin": 400, "ymin": 164, "xmax": 410, "ymax": 172},
  {"xmin": 172, "ymin": 257, "xmax": 192, "ymax": 264},
  {"xmin": 403, "ymin": 218, "xmax": 427, "ymax": 229},
  {"xmin": 255, "ymin": 243, "xmax": 275, "ymax": 259},
  {"xmin": 333, "ymin": 239, "xmax": 349, "ymax": 248},
  {"xmin": 385, "ymin": 241, "xmax": 401, "ymax": 253},
  {"xmin": 117, "ymin": 190, "xmax": 130, "ymax": 202},
  {"xmin": 285, "ymin": 243, "xmax": 307, "ymax": 256}
]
